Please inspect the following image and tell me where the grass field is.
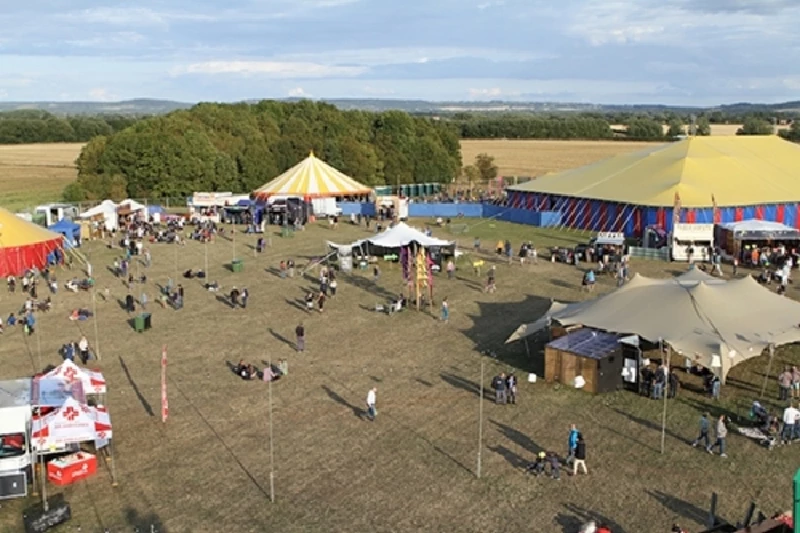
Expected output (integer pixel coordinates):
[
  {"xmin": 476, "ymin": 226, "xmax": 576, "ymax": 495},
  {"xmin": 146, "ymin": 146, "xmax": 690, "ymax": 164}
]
[
  {"xmin": 1, "ymin": 220, "xmax": 797, "ymax": 532},
  {"xmin": 460, "ymin": 140, "xmax": 659, "ymax": 178},
  {"xmin": 0, "ymin": 143, "xmax": 83, "ymax": 212}
]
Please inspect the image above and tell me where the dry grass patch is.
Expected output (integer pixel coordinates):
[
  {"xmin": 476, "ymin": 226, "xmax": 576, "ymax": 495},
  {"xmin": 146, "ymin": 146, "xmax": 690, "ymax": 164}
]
[
  {"xmin": 0, "ymin": 219, "xmax": 797, "ymax": 532},
  {"xmin": 0, "ymin": 143, "xmax": 83, "ymax": 211},
  {"xmin": 460, "ymin": 140, "xmax": 660, "ymax": 178}
]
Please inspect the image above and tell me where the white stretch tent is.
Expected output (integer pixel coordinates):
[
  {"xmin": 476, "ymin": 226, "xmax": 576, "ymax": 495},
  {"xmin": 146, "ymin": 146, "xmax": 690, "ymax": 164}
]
[
  {"xmin": 507, "ymin": 270, "xmax": 800, "ymax": 381},
  {"xmin": 720, "ymin": 219, "xmax": 800, "ymax": 240},
  {"xmin": 118, "ymin": 199, "xmax": 147, "ymax": 217},
  {"xmin": 80, "ymin": 200, "xmax": 118, "ymax": 231},
  {"xmin": 367, "ymin": 222, "xmax": 453, "ymax": 248}
]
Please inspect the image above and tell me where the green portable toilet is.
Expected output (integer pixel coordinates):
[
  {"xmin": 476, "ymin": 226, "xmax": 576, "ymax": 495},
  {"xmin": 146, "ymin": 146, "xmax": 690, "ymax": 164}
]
[
  {"xmin": 400, "ymin": 185, "xmax": 410, "ymax": 197},
  {"xmin": 432, "ymin": 183, "xmax": 442, "ymax": 193},
  {"xmin": 373, "ymin": 185, "xmax": 391, "ymax": 196},
  {"xmin": 409, "ymin": 184, "xmax": 419, "ymax": 197},
  {"xmin": 231, "ymin": 259, "xmax": 244, "ymax": 272},
  {"xmin": 421, "ymin": 183, "xmax": 431, "ymax": 195}
]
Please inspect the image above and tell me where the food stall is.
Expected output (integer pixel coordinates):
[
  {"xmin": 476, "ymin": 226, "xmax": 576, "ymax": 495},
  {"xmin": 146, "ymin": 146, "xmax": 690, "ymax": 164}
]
[{"xmin": 716, "ymin": 220, "xmax": 800, "ymax": 263}]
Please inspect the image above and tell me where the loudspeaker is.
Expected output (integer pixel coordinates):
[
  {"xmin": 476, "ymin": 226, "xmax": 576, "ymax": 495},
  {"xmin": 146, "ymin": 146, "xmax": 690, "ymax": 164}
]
[
  {"xmin": 23, "ymin": 498, "xmax": 71, "ymax": 533},
  {"xmin": 0, "ymin": 471, "xmax": 26, "ymax": 499}
]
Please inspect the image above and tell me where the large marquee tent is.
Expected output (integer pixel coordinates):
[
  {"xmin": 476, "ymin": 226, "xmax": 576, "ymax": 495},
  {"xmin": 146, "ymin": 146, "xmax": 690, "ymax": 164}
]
[
  {"xmin": 505, "ymin": 136, "xmax": 800, "ymax": 237},
  {"xmin": 506, "ymin": 270, "xmax": 800, "ymax": 381},
  {"xmin": 253, "ymin": 151, "xmax": 372, "ymax": 200},
  {"xmin": 0, "ymin": 207, "xmax": 64, "ymax": 277}
]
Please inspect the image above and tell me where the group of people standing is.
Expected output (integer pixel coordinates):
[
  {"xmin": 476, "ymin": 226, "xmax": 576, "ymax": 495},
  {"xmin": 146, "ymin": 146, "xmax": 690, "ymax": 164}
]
[{"xmin": 491, "ymin": 372, "xmax": 518, "ymax": 404}]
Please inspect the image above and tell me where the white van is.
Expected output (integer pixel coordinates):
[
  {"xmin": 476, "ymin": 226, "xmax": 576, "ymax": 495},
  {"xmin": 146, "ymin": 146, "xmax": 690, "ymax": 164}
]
[{"xmin": 671, "ymin": 223, "xmax": 714, "ymax": 262}]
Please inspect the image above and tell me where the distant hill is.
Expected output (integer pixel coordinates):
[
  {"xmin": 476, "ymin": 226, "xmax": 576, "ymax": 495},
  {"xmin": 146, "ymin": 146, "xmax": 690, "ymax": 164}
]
[{"xmin": 1, "ymin": 98, "xmax": 798, "ymax": 116}]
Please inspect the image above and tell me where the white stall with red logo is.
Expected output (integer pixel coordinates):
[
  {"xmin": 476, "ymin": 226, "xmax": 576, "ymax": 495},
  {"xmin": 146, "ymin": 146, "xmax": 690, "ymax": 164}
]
[
  {"xmin": 31, "ymin": 397, "xmax": 113, "ymax": 487},
  {"xmin": 42, "ymin": 360, "xmax": 106, "ymax": 395}
]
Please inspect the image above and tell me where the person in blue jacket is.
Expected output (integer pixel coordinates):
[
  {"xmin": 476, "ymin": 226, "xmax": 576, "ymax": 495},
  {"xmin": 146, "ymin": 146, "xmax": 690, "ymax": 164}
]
[{"xmin": 567, "ymin": 424, "xmax": 580, "ymax": 464}]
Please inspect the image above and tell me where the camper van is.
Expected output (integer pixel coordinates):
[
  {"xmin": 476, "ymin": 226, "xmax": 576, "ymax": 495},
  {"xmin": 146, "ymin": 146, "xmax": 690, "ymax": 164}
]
[
  {"xmin": 671, "ymin": 223, "xmax": 714, "ymax": 262},
  {"xmin": 35, "ymin": 203, "xmax": 78, "ymax": 228}
]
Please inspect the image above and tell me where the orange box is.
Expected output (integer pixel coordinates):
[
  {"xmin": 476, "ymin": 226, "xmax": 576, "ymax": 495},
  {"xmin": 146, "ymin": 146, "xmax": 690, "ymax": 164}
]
[{"xmin": 47, "ymin": 452, "xmax": 97, "ymax": 486}]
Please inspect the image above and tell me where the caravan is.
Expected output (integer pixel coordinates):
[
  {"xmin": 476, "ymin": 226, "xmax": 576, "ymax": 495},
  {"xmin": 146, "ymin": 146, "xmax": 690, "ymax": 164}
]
[{"xmin": 671, "ymin": 224, "xmax": 714, "ymax": 262}]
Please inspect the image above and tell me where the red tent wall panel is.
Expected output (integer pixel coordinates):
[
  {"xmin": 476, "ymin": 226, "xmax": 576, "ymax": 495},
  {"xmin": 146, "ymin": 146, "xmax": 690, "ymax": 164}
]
[
  {"xmin": 581, "ymin": 200, "xmax": 591, "ymax": 229},
  {"xmin": 599, "ymin": 203, "xmax": 608, "ymax": 230},
  {"xmin": 634, "ymin": 208, "xmax": 642, "ymax": 235},
  {"xmin": 526, "ymin": 194, "xmax": 535, "ymax": 210},
  {"xmin": 0, "ymin": 239, "xmax": 61, "ymax": 278},
  {"xmin": 686, "ymin": 209, "xmax": 696, "ymax": 223},
  {"xmin": 777, "ymin": 204, "xmax": 785, "ymax": 223},
  {"xmin": 735, "ymin": 207, "xmax": 744, "ymax": 221},
  {"xmin": 755, "ymin": 205, "xmax": 764, "ymax": 220},
  {"xmin": 657, "ymin": 208, "xmax": 666, "ymax": 228},
  {"xmin": 568, "ymin": 198, "xmax": 577, "ymax": 223}
]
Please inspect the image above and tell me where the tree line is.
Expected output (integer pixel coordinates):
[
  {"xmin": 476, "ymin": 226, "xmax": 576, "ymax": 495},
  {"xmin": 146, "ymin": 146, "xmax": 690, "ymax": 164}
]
[
  {"xmin": 0, "ymin": 110, "xmax": 139, "ymax": 144},
  {"xmin": 65, "ymin": 100, "xmax": 462, "ymax": 201}
]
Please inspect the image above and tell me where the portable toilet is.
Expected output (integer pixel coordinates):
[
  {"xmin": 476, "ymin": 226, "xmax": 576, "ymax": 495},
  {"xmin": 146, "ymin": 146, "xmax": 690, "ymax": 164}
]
[
  {"xmin": 400, "ymin": 185, "xmax": 410, "ymax": 198},
  {"xmin": 373, "ymin": 185, "xmax": 392, "ymax": 196}
]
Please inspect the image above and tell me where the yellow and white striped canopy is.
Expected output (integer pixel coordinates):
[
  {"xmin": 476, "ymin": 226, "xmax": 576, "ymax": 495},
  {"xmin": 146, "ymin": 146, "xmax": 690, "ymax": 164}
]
[{"xmin": 253, "ymin": 152, "xmax": 371, "ymax": 199}]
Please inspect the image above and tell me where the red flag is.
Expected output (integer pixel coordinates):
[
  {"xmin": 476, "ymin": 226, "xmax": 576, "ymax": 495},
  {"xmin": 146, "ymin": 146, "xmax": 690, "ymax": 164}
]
[
  {"xmin": 161, "ymin": 345, "xmax": 169, "ymax": 423},
  {"xmin": 712, "ymin": 195, "xmax": 720, "ymax": 224},
  {"xmin": 672, "ymin": 192, "xmax": 682, "ymax": 228}
]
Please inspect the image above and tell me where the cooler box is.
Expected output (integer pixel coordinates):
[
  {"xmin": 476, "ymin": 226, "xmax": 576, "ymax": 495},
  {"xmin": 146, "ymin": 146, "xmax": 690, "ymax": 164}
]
[
  {"xmin": 47, "ymin": 452, "xmax": 97, "ymax": 486},
  {"xmin": 231, "ymin": 259, "xmax": 243, "ymax": 273}
]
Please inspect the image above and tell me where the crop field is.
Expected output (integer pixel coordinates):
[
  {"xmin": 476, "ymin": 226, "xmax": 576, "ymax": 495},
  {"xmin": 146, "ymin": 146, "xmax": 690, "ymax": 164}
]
[
  {"xmin": 0, "ymin": 220, "xmax": 797, "ymax": 532},
  {"xmin": 0, "ymin": 143, "xmax": 83, "ymax": 212},
  {"xmin": 460, "ymin": 140, "xmax": 660, "ymax": 178}
]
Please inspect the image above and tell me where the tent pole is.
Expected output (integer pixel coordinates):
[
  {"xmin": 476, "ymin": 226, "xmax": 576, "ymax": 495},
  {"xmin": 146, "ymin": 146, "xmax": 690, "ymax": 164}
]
[
  {"xmin": 232, "ymin": 222, "xmax": 236, "ymax": 262},
  {"xmin": 91, "ymin": 288, "xmax": 101, "ymax": 361},
  {"xmin": 109, "ymin": 438, "xmax": 118, "ymax": 487},
  {"xmin": 30, "ymin": 428, "xmax": 38, "ymax": 497},
  {"xmin": 35, "ymin": 319, "xmax": 42, "ymax": 371},
  {"xmin": 204, "ymin": 239, "xmax": 209, "ymax": 278},
  {"xmin": 174, "ymin": 241, "xmax": 178, "ymax": 283},
  {"xmin": 476, "ymin": 355, "xmax": 485, "ymax": 478},
  {"xmin": 660, "ymin": 343, "xmax": 671, "ymax": 454},
  {"xmin": 524, "ymin": 337, "xmax": 531, "ymax": 358},
  {"xmin": 759, "ymin": 343, "xmax": 775, "ymax": 399},
  {"xmin": 40, "ymin": 450, "xmax": 48, "ymax": 511},
  {"xmin": 268, "ymin": 355, "xmax": 275, "ymax": 503}
]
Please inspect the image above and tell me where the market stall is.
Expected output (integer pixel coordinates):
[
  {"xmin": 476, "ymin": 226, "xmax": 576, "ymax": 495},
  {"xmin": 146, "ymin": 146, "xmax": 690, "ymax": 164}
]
[{"xmin": 716, "ymin": 220, "xmax": 800, "ymax": 263}]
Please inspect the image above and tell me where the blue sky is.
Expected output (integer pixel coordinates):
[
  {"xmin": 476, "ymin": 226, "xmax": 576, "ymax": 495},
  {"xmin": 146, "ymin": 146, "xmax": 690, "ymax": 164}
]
[{"xmin": 1, "ymin": 0, "xmax": 798, "ymax": 105}]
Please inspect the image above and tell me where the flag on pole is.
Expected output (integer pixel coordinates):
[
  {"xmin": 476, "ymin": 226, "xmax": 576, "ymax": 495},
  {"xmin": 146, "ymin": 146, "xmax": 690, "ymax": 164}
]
[
  {"xmin": 712, "ymin": 194, "xmax": 720, "ymax": 224},
  {"xmin": 161, "ymin": 345, "xmax": 169, "ymax": 423},
  {"xmin": 672, "ymin": 191, "xmax": 682, "ymax": 229}
]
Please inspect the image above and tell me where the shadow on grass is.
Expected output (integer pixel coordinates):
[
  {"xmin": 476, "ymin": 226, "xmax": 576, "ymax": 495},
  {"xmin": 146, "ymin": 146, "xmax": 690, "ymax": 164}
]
[
  {"xmin": 285, "ymin": 297, "xmax": 309, "ymax": 313},
  {"xmin": 321, "ymin": 385, "xmax": 364, "ymax": 419},
  {"xmin": 491, "ymin": 419, "xmax": 543, "ymax": 455},
  {"xmin": 415, "ymin": 378, "xmax": 433, "ymax": 387},
  {"xmin": 344, "ymin": 275, "xmax": 397, "ymax": 301},
  {"xmin": 489, "ymin": 444, "xmax": 529, "ymax": 469},
  {"xmin": 269, "ymin": 328, "xmax": 294, "ymax": 348},
  {"xmin": 646, "ymin": 489, "xmax": 708, "ymax": 526},
  {"xmin": 119, "ymin": 356, "xmax": 154, "ymax": 417},
  {"xmin": 440, "ymin": 372, "xmax": 491, "ymax": 400},
  {"xmin": 556, "ymin": 503, "xmax": 628, "ymax": 533},
  {"xmin": 126, "ymin": 507, "xmax": 167, "ymax": 532},
  {"xmin": 550, "ymin": 278, "xmax": 574, "ymax": 289},
  {"xmin": 215, "ymin": 294, "xmax": 234, "ymax": 308},
  {"xmin": 610, "ymin": 406, "xmax": 686, "ymax": 443}
]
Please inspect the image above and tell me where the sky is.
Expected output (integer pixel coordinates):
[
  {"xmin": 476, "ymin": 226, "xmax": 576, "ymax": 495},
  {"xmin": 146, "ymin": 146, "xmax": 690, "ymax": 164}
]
[{"xmin": 1, "ymin": 0, "xmax": 799, "ymax": 105}]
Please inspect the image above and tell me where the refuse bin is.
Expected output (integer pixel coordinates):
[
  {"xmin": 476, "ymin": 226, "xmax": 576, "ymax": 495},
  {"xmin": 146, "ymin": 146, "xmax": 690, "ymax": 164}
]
[
  {"xmin": 134, "ymin": 312, "xmax": 152, "ymax": 333},
  {"xmin": 231, "ymin": 259, "xmax": 244, "ymax": 273}
]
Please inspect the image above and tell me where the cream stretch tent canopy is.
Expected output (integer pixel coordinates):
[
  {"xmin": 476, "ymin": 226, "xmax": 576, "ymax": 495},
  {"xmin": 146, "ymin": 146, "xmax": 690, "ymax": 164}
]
[
  {"xmin": 253, "ymin": 151, "xmax": 372, "ymax": 200},
  {"xmin": 0, "ymin": 207, "xmax": 63, "ymax": 277},
  {"xmin": 507, "ymin": 136, "xmax": 800, "ymax": 207},
  {"xmin": 507, "ymin": 270, "xmax": 800, "ymax": 381},
  {"xmin": 367, "ymin": 222, "xmax": 454, "ymax": 248}
]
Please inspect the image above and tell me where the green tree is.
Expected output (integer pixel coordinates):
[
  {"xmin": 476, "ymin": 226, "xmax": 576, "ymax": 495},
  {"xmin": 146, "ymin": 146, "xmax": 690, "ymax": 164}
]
[
  {"xmin": 627, "ymin": 118, "xmax": 664, "ymax": 139},
  {"xmin": 474, "ymin": 153, "xmax": 498, "ymax": 181},
  {"xmin": 463, "ymin": 165, "xmax": 481, "ymax": 190},
  {"xmin": 738, "ymin": 117, "xmax": 773, "ymax": 135},
  {"xmin": 666, "ymin": 118, "xmax": 684, "ymax": 137},
  {"xmin": 695, "ymin": 116, "xmax": 711, "ymax": 136}
]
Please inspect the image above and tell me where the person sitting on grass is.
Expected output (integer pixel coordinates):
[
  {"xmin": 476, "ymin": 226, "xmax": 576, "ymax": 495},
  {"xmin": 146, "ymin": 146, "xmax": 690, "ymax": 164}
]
[
  {"xmin": 547, "ymin": 452, "xmax": 561, "ymax": 480},
  {"xmin": 526, "ymin": 451, "xmax": 547, "ymax": 476},
  {"xmin": 234, "ymin": 360, "xmax": 258, "ymax": 380},
  {"xmin": 582, "ymin": 270, "xmax": 596, "ymax": 292},
  {"xmin": 304, "ymin": 291, "xmax": 315, "ymax": 310},
  {"xmin": 205, "ymin": 281, "xmax": 220, "ymax": 292}
]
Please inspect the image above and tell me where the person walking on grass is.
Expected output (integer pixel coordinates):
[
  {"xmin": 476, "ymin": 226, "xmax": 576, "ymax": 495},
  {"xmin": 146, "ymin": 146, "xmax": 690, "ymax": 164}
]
[
  {"xmin": 140, "ymin": 291, "xmax": 148, "ymax": 311},
  {"xmin": 691, "ymin": 412, "xmax": 711, "ymax": 450},
  {"xmin": 366, "ymin": 387, "xmax": 377, "ymax": 421},
  {"xmin": 708, "ymin": 415, "xmax": 728, "ymax": 458},
  {"xmin": 571, "ymin": 434, "xmax": 588, "ymax": 476},
  {"xmin": 295, "ymin": 322, "xmax": 305, "ymax": 352},
  {"xmin": 491, "ymin": 372, "xmax": 507, "ymax": 404},
  {"xmin": 506, "ymin": 373, "xmax": 517, "ymax": 404},
  {"xmin": 485, "ymin": 265, "xmax": 497, "ymax": 293},
  {"xmin": 241, "ymin": 288, "xmax": 249, "ymax": 309},
  {"xmin": 567, "ymin": 424, "xmax": 579, "ymax": 464},
  {"xmin": 440, "ymin": 297, "xmax": 449, "ymax": 323}
]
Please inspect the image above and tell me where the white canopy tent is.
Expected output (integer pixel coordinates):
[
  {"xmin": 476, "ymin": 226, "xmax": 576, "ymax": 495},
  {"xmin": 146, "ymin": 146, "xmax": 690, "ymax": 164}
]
[
  {"xmin": 79, "ymin": 200, "xmax": 118, "ymax": 232},
  {"xmin": 42, "ymin": 360, "xmax": 107, "ymax": 395},
  {"xmin": 507, "ymin": 270, "xmax": 800, "ymax": 381},
  {"xmin": 31, "ymin": 397, "xmax": 112, "ymax": 451},
  {"xmin": 367, "ymin": 222, "xmax": 454, "ymax": 248}
]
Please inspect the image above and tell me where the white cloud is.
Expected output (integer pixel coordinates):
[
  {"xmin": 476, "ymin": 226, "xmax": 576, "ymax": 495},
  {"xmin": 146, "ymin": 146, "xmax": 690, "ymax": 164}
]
[
  {"xmin": 477, "ymin": 0, "xmax": 505, "ymax": 9},
  {"xmin": 468, "ymin": 87, "xmax": 513, "ymax": 98},
  {"xmin": 88, "ymin": 88, "xmax": 117, "ymax": 101},
  {"xmin": 362, "ymin": 86, "xmax": 395, "ymax": 95},
  {"xmin": 288, "ymin": 87, "xmax": 311, "ymax": 97},
  {"xmin": 175, "ymin": 61, "xmax": 366, "ymax": 78},
  {"xmin": 277, "ymin": 47, "xmax": 550, "ymax": 67},
  {"xmin": 66, "ymin": 32, "xmax": 146, "ymax": 48},
  {"xmin": 0, "ymin": 90, "xmax": 7, "ymax": 99},
  {"xmin": 61, "ymin": 7, "xmax": 215, "ymax": 27}
]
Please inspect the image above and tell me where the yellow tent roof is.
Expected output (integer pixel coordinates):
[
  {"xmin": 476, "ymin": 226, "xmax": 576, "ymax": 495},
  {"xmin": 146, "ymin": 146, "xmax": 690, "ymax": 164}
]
[
  {"xmin": 507, "ymin": 136, "xmax": 800, "ymax": 207},
  {"xmin": 0, "ymin": 207, "xmax": 62, "ymax": 247},
  {"xmin": 253, "ymin": 152, "xmax": 371, "ymax": 199}
]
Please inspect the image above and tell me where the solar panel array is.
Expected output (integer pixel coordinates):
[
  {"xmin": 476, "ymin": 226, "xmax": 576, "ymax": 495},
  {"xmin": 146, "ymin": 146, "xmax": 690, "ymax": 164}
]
[{"xmin": 547, "ymin": 328, "xmax": 619, "ymax": 360}]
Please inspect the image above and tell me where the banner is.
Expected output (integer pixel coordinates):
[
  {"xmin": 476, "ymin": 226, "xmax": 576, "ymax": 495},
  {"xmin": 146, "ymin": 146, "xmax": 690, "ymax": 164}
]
[
  {"xmin": 672, "ymin": 192, "xmax": 682, "ymax": 229},
  {"xmin": 161, "ymin": 345, "xmax": 168, "ymax": 423},
  {"xmin": 712, "ymin": 194, "xmax": 720, "ymax": 224}
]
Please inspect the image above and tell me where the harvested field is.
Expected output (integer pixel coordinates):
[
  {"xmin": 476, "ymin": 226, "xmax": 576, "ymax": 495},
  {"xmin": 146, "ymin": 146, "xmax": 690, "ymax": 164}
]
[
  {"xmin": 460, "ymin": 139, "xmax": 659, "ymax": 178},
  {"xmin": 0, "ymin": 219, "xmax": 797, "ymax": 532},
  {"xmin": 0, "ymin": 143, "xmax": 83, "ymax": 211}
]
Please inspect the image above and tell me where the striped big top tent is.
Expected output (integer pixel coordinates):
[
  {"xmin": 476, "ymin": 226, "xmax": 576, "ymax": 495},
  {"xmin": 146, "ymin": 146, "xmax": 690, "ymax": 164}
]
[
  {"xmin": 0, "ymin": 206, "xmax": 63, "ymax": 277},
  {"xmin": 252, "ymin": 151, "xmax": 371, "ymax": 200}
]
